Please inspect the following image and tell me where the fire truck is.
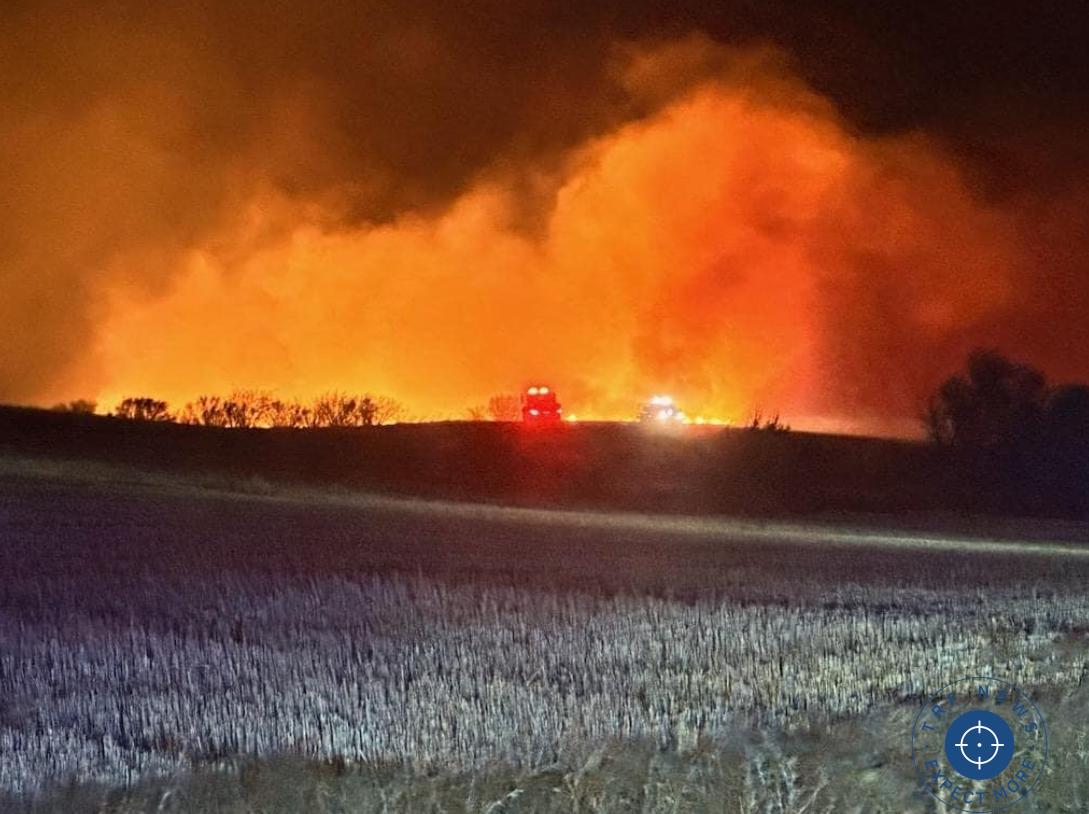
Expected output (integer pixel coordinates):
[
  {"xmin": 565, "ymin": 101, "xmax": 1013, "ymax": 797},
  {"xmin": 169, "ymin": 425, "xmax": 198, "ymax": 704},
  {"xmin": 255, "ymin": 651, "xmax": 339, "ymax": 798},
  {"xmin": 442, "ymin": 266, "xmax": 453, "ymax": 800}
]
[
  {"xmin": 638, "ymin": 395, "xmax": 686, "ymax": 424},
  {"xmin": 522, "ymin": 385, "xmax": 562, "ymax": 425}
]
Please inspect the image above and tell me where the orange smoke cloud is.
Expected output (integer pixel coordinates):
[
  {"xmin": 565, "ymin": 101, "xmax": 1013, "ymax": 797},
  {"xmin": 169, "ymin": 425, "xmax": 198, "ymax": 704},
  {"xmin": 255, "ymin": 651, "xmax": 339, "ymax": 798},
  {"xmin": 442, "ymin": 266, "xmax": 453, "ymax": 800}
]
[{"xmin": 84, "ymin": 43, "xmax": 1035, "ymax": 433}]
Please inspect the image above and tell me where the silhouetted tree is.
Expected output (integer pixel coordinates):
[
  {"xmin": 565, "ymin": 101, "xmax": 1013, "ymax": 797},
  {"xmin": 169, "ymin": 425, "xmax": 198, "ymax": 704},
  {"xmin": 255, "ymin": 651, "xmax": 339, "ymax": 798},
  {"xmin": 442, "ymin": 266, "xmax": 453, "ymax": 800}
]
[
  {"xmin": 51, "ymin": 399, "xmax": 96, "ymax": 414},
  {"xmin": 466, "ymin": 404, "xmax": 488, "ymax": 421},
  {"xmin": 113, "ymin": 397, "xmax": 172, "ymax": 422},
  {"xmin": 487, "ymin": 393, "xmax": 521, "ymax": 422},
  {"xmin": 923, "ymin": 349, "xmax": 1047, "ymax": 449},
  {"xmin": 922, "ymin": 350, "xmax": 1089, "ymax": 515}
]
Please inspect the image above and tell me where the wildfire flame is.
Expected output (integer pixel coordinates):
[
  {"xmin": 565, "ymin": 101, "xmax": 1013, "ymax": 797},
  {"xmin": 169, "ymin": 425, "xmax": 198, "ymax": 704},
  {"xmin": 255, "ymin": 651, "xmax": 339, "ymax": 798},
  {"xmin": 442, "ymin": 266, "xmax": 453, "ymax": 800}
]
[{"xmin": 9, "ymin": 35, "xmax": 1081, "ymax": 437}]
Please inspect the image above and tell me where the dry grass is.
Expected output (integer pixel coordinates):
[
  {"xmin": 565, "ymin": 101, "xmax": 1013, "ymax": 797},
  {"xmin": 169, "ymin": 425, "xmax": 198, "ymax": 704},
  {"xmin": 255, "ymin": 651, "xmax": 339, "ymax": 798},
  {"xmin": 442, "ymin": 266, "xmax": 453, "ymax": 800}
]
[
  {"xmin": 2, "ymin": 572, "xmax": 1086, "ymax": 801},
  {"xmin": 2, "ymin": 457, "xmax": 1088, "ymax": 811},
  {"xmin": 8, "ymin": 689, "xmax": 1089, "ymax": 814}
]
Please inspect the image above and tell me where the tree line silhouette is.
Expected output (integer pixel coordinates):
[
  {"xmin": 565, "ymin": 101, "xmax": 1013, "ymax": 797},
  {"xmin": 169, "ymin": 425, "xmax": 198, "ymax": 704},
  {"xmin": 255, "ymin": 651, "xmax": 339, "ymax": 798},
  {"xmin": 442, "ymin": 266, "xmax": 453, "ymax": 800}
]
[
  {"xmin": 31, "ymin": 349, "xmax": 1088, "ymax": 519},
  {"xmin": 52, "ymin": 349, "xmax": 1087, "ymax": 460},
  {"xmin": 106, "ymin": 390, "xmax": 403, "ymax": 428}
]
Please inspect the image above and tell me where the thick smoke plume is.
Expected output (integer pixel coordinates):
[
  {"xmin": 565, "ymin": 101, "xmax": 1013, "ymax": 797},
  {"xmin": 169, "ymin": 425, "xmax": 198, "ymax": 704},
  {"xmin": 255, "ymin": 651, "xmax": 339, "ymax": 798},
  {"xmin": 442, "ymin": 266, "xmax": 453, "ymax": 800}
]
[{"xmin": 3, "ymin": 4, "xmax": 1088, "ymax": 433}]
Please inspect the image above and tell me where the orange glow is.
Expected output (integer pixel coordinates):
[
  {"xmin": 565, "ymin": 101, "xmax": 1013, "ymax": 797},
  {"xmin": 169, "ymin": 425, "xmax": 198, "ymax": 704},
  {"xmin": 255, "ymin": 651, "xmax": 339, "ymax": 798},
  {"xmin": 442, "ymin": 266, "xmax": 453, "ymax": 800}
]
[{"xmin": 84, "ymin": 45, "xmax": 1031, "ymax": 433}]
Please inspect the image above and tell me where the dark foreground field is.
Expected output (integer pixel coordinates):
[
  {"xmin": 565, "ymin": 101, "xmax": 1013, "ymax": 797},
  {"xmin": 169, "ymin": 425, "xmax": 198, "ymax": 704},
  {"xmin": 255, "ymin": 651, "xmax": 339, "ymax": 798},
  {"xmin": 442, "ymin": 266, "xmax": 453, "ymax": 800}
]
[
  {"xmin": 0, "ymin": 405, "xmax": 1032, "ymax": 522},
  {"xmin": 2, "ymin": 456, "xmax": 1089, "ymax": 812}
]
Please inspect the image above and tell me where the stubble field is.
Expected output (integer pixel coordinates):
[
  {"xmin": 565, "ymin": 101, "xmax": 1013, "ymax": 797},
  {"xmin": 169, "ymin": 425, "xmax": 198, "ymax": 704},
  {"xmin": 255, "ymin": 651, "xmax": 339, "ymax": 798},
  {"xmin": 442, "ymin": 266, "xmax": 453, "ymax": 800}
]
[{"xmin": 2, "ymin": 457, "xmax": 1088, "ymax": 813}]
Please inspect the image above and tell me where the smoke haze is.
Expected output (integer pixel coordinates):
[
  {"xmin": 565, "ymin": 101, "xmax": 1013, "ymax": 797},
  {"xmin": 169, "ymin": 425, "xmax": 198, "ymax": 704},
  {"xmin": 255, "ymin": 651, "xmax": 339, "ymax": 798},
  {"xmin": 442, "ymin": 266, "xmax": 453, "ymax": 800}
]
[{"xmin": 3, "ymin": 3, "xmax": 1088, "ymax": 433}]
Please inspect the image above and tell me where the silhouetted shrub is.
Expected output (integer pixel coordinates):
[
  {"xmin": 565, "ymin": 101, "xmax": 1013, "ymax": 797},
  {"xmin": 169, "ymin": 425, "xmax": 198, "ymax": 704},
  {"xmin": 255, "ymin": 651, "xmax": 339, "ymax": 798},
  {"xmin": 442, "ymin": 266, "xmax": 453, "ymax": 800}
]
[
  {"xmin": 369, "ymin": 395, "xmax": 404, "ymax": 425},
  {"xmin": 311, "ymin": 392, "xmax": 377, "ymax": 427},
  {"xmin": 178, "ymin": 395, "xmax": 225, "ymax": 426},
  {"xmin": 487, "ymin": 393, "xmax": 522, "ymax": 422},
  {"xmin": 265, "ymin": 398, "xmax": 313, "ymax": 428},
  {"xmin": 178, "ymin": 392, "xmax": 268, "ymax": 427},
  {"xmin": 51, "ymin": 399, "xmax": 97, "ymax": 414},
  {"xmin": 113, "ymin": 397, "xmax": 172, "ymax": 422},
  {"xmin": 747, "ymin": 409, "xmax": 790, "ymax": 433}
]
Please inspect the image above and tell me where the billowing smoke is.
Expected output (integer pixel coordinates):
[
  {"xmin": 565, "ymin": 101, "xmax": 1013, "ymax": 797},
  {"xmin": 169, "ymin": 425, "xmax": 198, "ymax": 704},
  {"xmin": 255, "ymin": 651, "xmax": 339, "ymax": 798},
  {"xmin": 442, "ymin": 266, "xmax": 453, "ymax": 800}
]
[{"xmin": 3, "ymin": 4, "xmax": 1088, "ymax": 433}]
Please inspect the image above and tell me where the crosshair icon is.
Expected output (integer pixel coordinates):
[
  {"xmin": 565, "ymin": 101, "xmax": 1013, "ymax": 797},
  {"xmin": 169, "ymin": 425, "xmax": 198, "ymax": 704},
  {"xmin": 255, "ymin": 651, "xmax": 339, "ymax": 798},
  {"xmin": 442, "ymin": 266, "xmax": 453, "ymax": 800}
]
[
  {"xmin": 956, "ymin": 719, "xmax": 1005, "ymax": 769},
  {"xmin": 943, "ymin": 708, "xmax": 1016, "ymax": 781}
]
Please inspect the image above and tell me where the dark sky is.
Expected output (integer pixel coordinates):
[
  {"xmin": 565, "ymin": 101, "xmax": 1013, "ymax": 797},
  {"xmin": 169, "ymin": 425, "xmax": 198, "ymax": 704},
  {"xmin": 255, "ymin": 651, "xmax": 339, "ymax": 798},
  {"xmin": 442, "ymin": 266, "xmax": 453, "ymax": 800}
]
[{"xmin": 2, "ymin": 0, "xmax": 1088, "ymax": 429}]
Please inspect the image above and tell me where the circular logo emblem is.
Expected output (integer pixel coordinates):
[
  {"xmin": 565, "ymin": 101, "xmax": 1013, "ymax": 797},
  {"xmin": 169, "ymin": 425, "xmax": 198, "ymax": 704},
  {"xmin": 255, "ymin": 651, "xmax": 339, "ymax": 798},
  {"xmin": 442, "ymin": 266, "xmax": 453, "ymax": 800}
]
[{"xmin": 912, "ymin": 677, "xmax": 1046, "ymax": 812}]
